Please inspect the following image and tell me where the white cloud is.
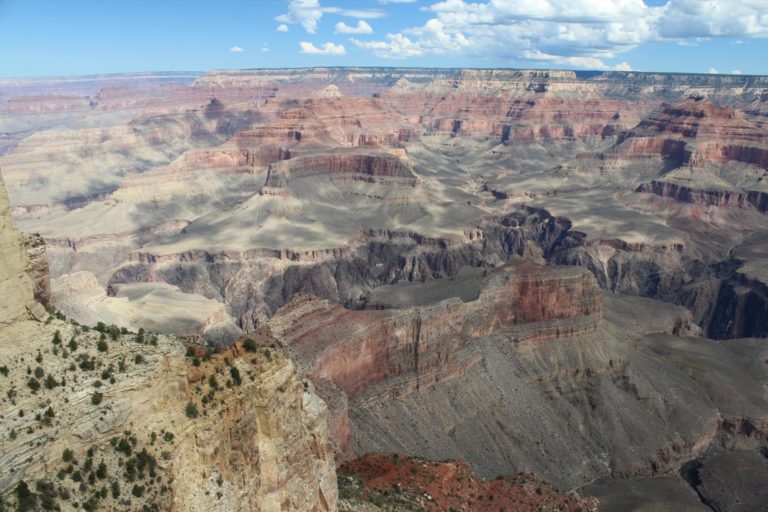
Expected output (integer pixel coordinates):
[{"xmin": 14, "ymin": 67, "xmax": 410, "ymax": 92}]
[
  {"xmin": 229, "ymin": 46, "xmax": 244, "ymax": 53},
  {"xmin": 277, "ymin": 0, "xmax": 385, "ymax": 34},
  {"xmin": 261, "ymin": 46, "xmax": 270, "ymax": 53},
  {"xmin": 336, "ymin": 20, "xmax": 374, "ymax": 34},
  {"xmin": 353, "ymin": 0, "xmax": 768, "ymax": 69},
  {"xmin": 731, "ymin": 69, "xmax": 743, "ymax": 74},
  {"xmin": 324, "ymin": 7, "xmax": 386, "ymax": 19},
  {"xmin": 277, "ymin": 0, "xmax": 323, "ymax": 33},
  {"xmin": 658, "ymin": 0, "xmax": 768, "ymax": 39},
  {"xmin": 709, "ymin": 67, "xmax": 719, "ymax": 74},
  {"xmin": 277, "ymin": 24, "xmax": 289, "ymax": 32},
  {"xmin": 353, "ymin": 34, "xmax": 425, "ymax": 58},
  {"xmin": 379, "ymin": 0, "xmax": 417, "ymax": 3},
  {"xmin": 299, "ymin": 41, "xmax": 347, "ymax": 55}
]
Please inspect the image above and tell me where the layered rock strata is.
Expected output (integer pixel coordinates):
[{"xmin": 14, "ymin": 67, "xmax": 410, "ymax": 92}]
[{"xmin": 267, "ymin": 262, "xmax": 602, "ymax": 451}]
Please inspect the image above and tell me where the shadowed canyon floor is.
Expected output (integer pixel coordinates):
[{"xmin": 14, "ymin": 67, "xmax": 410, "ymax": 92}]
[{"xmin": 2, "ymin": 68, "xmax": 768, "ymax": 510}]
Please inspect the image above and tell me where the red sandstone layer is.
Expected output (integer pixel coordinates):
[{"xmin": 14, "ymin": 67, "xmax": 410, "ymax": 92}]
[{"xmin": 267, "ymin": 262, "xmax": 602, "ymax": 450}]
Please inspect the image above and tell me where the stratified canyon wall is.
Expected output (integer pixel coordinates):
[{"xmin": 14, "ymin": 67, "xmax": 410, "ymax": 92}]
[
  {"xmin": 268, "ymin": 262, "xmax": 602, "ymax": 453},
  {"xmin": 3, "ymin": 68, "xmax": 768, "ymax": 510}
]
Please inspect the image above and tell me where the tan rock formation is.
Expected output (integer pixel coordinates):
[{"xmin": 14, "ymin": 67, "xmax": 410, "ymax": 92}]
[
  {"xmin": 0, "ymin": 172, "xmax": 44, "ymax": 325},
  {"xmin": 21, "ymin": 232, "xmax": 52, "ymax": 309}
]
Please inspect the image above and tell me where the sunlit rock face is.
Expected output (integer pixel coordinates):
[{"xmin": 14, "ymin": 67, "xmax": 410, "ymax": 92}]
[{"xmin": 0, "ymin": 173, "xmax": 44, "ymax": 324}]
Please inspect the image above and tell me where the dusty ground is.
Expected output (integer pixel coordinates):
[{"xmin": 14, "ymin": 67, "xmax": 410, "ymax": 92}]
[{"xmin": 338, "ymin": 453, "xmax": 597, "ymax": 512}]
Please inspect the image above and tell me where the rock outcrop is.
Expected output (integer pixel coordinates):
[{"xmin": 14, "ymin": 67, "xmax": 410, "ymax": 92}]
[
  {"xmin": 0, "ymin": 323, "xmax": 337, "ymax": 511},
  {"xmin": 263, "ymin": 149, "xmax": 419, "ymax": 192},
  {"xmin": 0, "ymin": 172, "xmax": 44, "ymax": 324},
  {"xmin": 21, "ymin": 232, "xmax": 52, "ymax": 309},
  {"xmin": 637, "ymin": 179, "xmax": 768, "ymax": 213}
]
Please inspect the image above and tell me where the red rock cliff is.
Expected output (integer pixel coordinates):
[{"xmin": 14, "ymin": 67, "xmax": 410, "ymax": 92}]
[{"xmin": 268, "ymin": 262, "xmax": 602, "ymax": 451}]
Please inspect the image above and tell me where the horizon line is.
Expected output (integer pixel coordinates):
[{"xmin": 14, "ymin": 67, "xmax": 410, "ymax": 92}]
[{"xmin": 0, "ymin": 66, "xmax": 764, "ymax": 82}]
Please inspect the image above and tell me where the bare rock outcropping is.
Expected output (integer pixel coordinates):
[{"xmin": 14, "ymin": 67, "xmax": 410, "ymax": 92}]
[
  {"xmin": 21, "ymin": 232, "xmax": 52, "ymax": 309},
  {"xmin": 0, "ymin": 172, "xmax": 45, "ymax": 324}
]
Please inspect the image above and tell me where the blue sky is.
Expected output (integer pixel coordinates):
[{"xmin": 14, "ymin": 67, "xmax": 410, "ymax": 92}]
[{"xmin": 0, "ymin": 0, "xmax": 766, "ymax": 77}]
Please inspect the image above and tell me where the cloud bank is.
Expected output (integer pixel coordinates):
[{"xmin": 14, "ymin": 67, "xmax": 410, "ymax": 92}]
[{"xmin": 352, "ymin": 0, "xmax": 768, "ymax": 69}]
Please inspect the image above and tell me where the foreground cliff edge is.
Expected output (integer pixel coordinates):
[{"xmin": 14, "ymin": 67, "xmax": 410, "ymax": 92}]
[{"xmin": 0, "ymin": 173, "xmax": 338, "ymax": 511}]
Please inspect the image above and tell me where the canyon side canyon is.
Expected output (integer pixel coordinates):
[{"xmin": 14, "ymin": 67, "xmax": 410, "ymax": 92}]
[{"xmin": 1, "ymin": 68, "xmax": 768, "ymax": 510}]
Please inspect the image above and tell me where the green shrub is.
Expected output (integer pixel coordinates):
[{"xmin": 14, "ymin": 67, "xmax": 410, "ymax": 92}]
[
  {"xmin": 34, "ymin": 367, "xmax": 44, "ymax": 378},
  {"xmin": 78, "ymin": 355, "xmax": 95, "ymax": 371},
  {"xmin": 185, "ymin": 401, "xmax": 198, "ymax": 418},
  {"xmin": 229, "ymin": 366, "xmax": 242, "ymax": 386},
  {"xmin": 243, "ymin": 339, "xmax": 257, "ymax": 352},
  {"xmin": 91, "ymin": 392, "xmax": 103, "ymax": 405},
  {"xmin": 15, "ymin": 480, "xmax": 37, "ymax": 510},
  {"xmin": 62, "ymin": 448, "xmax": 74, "ymax": 462},
  {"xmin": 116, "ymin": 438, "xmax": 132, "ymax": 456},
  {"xmin": 44, "ymin": 375, "xmax": 58, "ymax": 389},
  {"xmin": 27, "ymin": 378, "xmax": 40, "ymax": 392},
  {"xmin": 97, "ymin": 339, "xmax": 108, "ymax": 352},
  {"xmin": 82, "ymin": 496, "xmax": 98, "ymax": 511}
]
